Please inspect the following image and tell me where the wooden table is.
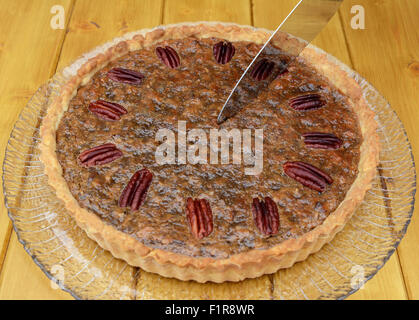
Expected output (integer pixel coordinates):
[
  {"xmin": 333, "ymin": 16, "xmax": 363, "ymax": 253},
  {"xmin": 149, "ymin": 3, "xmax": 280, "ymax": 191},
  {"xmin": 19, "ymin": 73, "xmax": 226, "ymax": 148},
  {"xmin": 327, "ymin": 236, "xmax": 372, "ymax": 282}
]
[{"xmin": 0, "ymin": 0, "xmax": 417, "ymax": 300}]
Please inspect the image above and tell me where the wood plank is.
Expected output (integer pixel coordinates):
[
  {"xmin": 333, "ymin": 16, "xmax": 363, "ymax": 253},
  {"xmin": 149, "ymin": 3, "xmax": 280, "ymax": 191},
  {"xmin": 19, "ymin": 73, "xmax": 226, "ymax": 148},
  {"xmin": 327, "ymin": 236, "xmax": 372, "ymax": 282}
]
[
  {"xmin": 339, "ymin": 0, "xmax": 419, "ymax": 300},
  {"xmin": 57, "ymin": 0, "xmax": 164, "ymax": 69},
  {"xmin": 253, "ymin": 0, "xmax": 351, "ymax": 65},
  {"xmin": 164, "ymin": 0, "xmax": 251, "ymax": 24},
  {"xmin": 0, "ymin": 0, "xmax": 163, "ymax": 300},
  {"xmin": 252, "ymin": 0, "xmax": 408, "ymax": 300},
  {"xmin": 0, "ymin": 0, "xmax": 73, "ymax": 290},
  {"xmin": 348, "ymin": 254, "xmax": 407, "ymax": 300}
]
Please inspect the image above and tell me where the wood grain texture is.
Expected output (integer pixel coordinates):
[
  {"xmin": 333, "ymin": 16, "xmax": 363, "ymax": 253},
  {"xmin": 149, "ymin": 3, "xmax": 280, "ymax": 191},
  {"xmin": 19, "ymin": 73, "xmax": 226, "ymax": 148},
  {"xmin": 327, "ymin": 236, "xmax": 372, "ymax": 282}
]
[
  {"xmin": 57, "ymin": 0, "xmax": 163, "ymax": 69},
  {"xmin": 164, "ymin": 0, "xmax": 251, "ymax": 24},
  {"xmin": 0, "ymin": 0, "xmax": 417, "ymax": 300},
  {"xmin": 0, "ymin": 0, "xmax": 73, "ymax": 288},
  {"xmin": 253, "ymin": 0, "xmax": 352, "ymax": 64},
  {"xmin": 347, "ymin": 254, "xmax": 407, "ymax": 300},
  {"xmin": 339, "ymin": 0, "xmax": 419, "ymax": 300},
  {"xmin": 0, "ymin": 233, "xmax": 73, "ymax": 300}
]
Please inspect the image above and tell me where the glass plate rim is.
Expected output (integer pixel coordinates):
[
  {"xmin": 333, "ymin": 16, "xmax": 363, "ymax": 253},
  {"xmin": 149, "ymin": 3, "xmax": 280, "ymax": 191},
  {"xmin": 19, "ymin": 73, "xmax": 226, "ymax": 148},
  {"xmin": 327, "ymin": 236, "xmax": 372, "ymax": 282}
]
[{"xmin": 2, "ymin": 21, "xmax": 417, "ymax": 300}]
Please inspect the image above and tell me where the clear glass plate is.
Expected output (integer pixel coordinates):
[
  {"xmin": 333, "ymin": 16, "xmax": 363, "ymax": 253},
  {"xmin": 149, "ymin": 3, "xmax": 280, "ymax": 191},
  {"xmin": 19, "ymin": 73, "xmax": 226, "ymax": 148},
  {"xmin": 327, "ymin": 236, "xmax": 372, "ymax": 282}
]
[{"xmin": 2, "ymin": 24, "xmax": 416, "ymax": 300}]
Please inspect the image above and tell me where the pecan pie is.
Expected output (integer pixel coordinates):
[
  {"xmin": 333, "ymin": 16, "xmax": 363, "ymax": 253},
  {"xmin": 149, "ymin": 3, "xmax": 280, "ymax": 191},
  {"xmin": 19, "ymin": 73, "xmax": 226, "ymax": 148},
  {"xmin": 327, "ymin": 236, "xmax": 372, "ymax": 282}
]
[{"xmin": 39, "ymin": 23, "xmax": 379, "ymax": 283}]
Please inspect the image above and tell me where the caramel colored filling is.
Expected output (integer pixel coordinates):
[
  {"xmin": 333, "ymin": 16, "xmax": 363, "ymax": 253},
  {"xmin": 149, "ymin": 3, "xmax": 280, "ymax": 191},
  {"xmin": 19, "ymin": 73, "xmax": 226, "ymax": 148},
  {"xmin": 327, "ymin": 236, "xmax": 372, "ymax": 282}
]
[{"xmin": 56, "ymin": 38, "xmax": 361, "ymax": 258}]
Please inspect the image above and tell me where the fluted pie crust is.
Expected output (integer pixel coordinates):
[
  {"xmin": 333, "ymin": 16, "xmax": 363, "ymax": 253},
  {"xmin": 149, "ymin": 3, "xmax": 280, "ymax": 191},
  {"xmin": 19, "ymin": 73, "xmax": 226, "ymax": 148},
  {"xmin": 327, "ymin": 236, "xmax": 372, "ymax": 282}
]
[{"xmin": 39, "ymin": 22, "xmax": 379, "ymax": 283}]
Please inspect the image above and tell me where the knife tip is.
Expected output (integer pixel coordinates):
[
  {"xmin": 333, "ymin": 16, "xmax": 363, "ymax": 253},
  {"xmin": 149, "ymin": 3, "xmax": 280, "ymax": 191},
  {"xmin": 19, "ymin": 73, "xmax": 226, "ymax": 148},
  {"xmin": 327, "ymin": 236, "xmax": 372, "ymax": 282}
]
[{"xmin": 216, "ymin": 115, "xmax": 225, "ymax": 125}]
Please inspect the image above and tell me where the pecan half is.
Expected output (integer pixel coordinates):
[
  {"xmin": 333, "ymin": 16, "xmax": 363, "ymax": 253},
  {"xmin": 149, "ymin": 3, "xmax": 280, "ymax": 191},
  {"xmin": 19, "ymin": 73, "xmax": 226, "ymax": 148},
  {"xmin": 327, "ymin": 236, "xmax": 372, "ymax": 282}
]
[
  {"xmin": 213, "ymin": 41, "xmax": 236, "ymax": 64},
  {"xmin": 186, "ymin": 198, "xmax": 213, "ymax": 240},
  {"xmin": 289, "ymin": 94, "xmax": 325, "ymax": 111},
  {"xmin": 250, "ymin": 58, "xmax": 275, "ymax": 81},
  {"xmin": 156, "ymin": 46, "xmax": 181, "ymax": 69},
  {"xmin": 302, "ymin": 132, "xmax": 343, "ymax": 150},
  {"xmin": 89, "ymin": 100, "xmax": 128, "ymax": 121},
  {"xmin": 119, "ymin": 169, "xmax": 153, "ymax": 211},
  {"xmin": 79, "ymin": 143, "xmax": 122, "ymax": 167},
  {"xmin": 283, "ymin": 161, "xmax": 333, "ymax": 193},
  {"xmin": 107, "ymin": 68, "xmax": 144, "ymax": 85},
  {"xmin": 252, "ymin": 197, "xmax": 280, "ymax": 236}
]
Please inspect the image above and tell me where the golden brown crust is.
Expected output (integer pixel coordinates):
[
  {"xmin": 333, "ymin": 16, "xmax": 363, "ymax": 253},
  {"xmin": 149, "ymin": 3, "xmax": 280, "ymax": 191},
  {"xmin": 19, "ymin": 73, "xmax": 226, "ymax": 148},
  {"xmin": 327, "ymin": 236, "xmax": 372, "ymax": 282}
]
[{"xmin": 39, "ymin": 22, "xmax": 379, "ymax": 283}]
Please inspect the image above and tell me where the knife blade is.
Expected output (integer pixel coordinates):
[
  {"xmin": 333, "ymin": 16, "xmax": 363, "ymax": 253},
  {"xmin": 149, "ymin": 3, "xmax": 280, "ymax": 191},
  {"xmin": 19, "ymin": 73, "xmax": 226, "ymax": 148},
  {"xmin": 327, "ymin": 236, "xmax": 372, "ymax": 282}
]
[{"xmin": 217, "ymin": 0, "xmax": 343, "ymax": 124}]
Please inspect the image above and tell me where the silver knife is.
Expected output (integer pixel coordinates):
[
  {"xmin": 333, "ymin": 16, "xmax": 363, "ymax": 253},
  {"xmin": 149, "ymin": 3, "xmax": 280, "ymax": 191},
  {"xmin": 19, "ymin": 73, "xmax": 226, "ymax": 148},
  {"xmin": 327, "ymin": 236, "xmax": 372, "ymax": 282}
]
[{"xmin": 217, "ymin": 0, "xmax": 343, "ymax": 124}]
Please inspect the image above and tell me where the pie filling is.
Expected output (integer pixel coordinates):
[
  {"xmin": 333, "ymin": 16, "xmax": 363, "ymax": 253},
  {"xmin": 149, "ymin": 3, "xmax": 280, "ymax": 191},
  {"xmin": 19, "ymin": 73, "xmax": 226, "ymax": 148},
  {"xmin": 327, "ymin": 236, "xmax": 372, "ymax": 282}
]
[{"xmin": 56, "ymin": 37, "xmax": 362, "ymax": 259}]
